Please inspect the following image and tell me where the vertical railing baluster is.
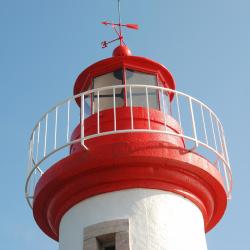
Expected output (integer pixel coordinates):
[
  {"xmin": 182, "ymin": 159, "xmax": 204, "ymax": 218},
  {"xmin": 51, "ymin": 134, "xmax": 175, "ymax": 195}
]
[
  {"xmin": 200, "ymin": 105, "xmax": 208, "ymax": 145},
  {"xmin": 92, "ymin": 92, "xmax": 95, "ymax": 115},
  {"xmin": 54, "ymin": 107, "xmax": 58, "ymax": 150},
  {"xmin": 35, "ymin": 122, "xmax": 40, "ymax": 163},
  {"xmin": 32, "ymin": 173, "xmax": 36, "ymax": 200},
  {"xmin": 113, "ymin": 88, "xmax": 116, "ymax": 131},
  {"xmin": 217, "ymin": 120, "xmax": 225, "ymax": 158},
  {"xmin": 30, "ymin": 131, "xmax": 36, "ymax": 198},
  {"xmin": 97, "ymin": 91, "xmax": 100, "ymax": 134},
  {"xmin": 189, "ymin": 97, "xmax": 198, "ymax": 147},
  {"xmin": 221, "ymin": 125, "xmax": 231, "ymax": 197},
  {"xmin": 221, "ymin": 147, "xmax": 230, "ymax": 194},
  {"xmin": 31, "ymin": 130, "xmax": 35, "ymax": 166},
  {"xmin": 210, "ymin": 112, "xmax": 218, "ymax": 151},
  {"xmin": 176, "ymin": 93, "xmax": 182, "ymax": 128},
  {"xmin": 145, "ymin": 87, "xmax": 151, "ymax": 129},
  {"xmin": 217, "ymin": 120, "xmax": 230, "ymax": 192},
  {"xmin": 221, "ymin": 126, "xmax": 231, "ymax": 169},
  {"xmin": 169, "ymin": 90, "xmax": 173, "ymax": 115},
  {"xmin": 67, "ymin": 100, "xmax": 70, "ymax": 143},
  {"xmin": 81, "ymin": 94, "xmax": 85, "ymax": 146},
  {"xmin": 218, "ymin": 125, "xmax": 226, "ymax": 163},
  {"xmin": 161, "ymin": 89, "xmax": 167, "ymax": 131},
  {"xmin": 129, "ymin": 85, "xmax": 134, "ymax": 130},
  {"xmin": 34, "ymin": 123, "xmax": 41, "ymax": 192},
  {"xmin": 43, "ymin": 114, "xmax": 48, "ymax": 157},
  {"xmin": 27, "ymin": 137, "xmax": 33, "ymax": 177}
]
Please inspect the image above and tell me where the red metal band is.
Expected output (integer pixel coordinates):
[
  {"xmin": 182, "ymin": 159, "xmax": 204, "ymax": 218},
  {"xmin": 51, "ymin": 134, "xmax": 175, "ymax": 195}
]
[{"xmin": 33, "ymin": 135, "xmax": 227, "ymax": 241}]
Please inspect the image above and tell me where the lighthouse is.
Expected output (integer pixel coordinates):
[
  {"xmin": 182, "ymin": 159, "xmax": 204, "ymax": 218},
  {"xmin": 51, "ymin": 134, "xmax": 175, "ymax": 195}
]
[{"xmin": 25, "ymin": 4, "xmax": 232, "ymax": 250}]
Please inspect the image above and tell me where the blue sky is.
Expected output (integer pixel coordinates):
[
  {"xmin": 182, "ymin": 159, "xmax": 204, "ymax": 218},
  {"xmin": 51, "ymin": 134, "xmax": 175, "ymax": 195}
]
[{"xmin": 0, "ymin": 0, "xmax": 249, "ymax": 249}]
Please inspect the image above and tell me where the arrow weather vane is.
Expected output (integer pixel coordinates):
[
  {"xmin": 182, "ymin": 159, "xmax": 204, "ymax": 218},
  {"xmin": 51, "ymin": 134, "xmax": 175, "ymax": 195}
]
[{"xmin": 101, "ymin": 0, "xmax": 139, "ymax": 48}]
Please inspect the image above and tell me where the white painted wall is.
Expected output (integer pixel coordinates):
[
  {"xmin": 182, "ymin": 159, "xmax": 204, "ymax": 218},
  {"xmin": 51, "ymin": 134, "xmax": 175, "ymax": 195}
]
[{"xmin": 59, "ymin": 189, "xmax": 207, "ymax": 250}]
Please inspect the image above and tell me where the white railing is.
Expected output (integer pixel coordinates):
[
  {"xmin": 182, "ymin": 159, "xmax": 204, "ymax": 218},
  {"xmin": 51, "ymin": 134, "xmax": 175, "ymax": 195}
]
[{"xmin": 25, "ymin": 85, "xmax": 232, "ymax": 208}]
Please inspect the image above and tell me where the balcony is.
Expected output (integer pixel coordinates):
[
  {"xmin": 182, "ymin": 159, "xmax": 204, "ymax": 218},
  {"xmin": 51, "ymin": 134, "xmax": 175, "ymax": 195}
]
[{"xmin": 25, "ymin": 84, "xmax": 232, "ymax": 208}]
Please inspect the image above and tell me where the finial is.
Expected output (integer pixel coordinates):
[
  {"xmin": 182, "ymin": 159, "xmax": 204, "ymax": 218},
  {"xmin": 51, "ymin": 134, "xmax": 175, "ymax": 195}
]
[
  {"xmin": 101, "ymin": 0, "xmax": 139, "ymax": 49},
  {"xmin": 112, "ymin": 45, "xmax": 132, "ymax": 57}
]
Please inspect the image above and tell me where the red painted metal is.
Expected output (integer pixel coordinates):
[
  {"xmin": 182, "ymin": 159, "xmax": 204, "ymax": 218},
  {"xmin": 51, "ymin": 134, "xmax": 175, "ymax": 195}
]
[
  {"xmin": 112, "ymin": 45, "xmax": 132, "ymax": 57},
  {"xmin": 31, "ymin": 19, "xmax": 229, "ymax": 242},
  {"xmin": 101, "ymin": 21, "xmax": 139, "ymax": 48},
  {"xmin": 101, "ymin": 21, "xmax": 139, "ymax": 30},
  {"xmin": 33, "ymin": 135, "xmax": 227, "ymax": 241},
  {"xmin": 70, "ymin": 107, "xmax": 184, "ymax": 154},
  {"xmin": 32, "ymin": 107, "xmax": 227, "ymax": 241},
  {"xmin": 125, "ymin": 24, "xmax": 139, "ymax": 30}
]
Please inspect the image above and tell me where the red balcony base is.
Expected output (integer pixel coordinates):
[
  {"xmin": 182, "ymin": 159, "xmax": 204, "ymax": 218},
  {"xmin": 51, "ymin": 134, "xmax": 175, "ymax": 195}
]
[{"xmin": 33, "ymin": 132, "xmax": 227, "ymax": 241}]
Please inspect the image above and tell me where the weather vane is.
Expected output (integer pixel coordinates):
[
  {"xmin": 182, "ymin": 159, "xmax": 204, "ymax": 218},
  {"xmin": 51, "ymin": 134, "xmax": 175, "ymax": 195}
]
[{"xmin": 101, "ymin": 0, "xmax": 139, "ymax": 48}]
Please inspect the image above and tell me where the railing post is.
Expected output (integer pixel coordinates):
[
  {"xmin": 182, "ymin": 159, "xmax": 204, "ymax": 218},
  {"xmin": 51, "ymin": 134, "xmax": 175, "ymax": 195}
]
[
  {"xmin": 113, "ymin": 88, "xmax": 117, "ymax": 131},
  {"xmin": 31, "ymin": 130, "xmax": 35, "ymax": 169},
  {"xmin": 67, "ymin": 100, "xmax": 70, "ymax": 143},
  {"xmin": 27, "ymin": 136, "xmax": 33, "ymax": 177},
  {"xmin": 129, "ymin": 85, "xmax": 134, "ymax": 130},
  {"xmin": 220, "ymin": 126, "xmax": 231, "ymax": 169},
  {"xmin": 161, "ymin": 89, "xmax": 167, "ymax": 131},
  {"xmin": 222, "ymin": 129, "xmax": 232, "ymax": 199},
  {"xmin": 81, "ymin": 94, "xmax": 87, "ymax": 150},
  {"xmin": 200, "ymin": 105, "xmax": 208, "ymax": 145},
  {"xmin": 176, "ymin": 93, "xmax": 182, "ymax": 128},
  {"xmin": 36, "ymin": 122, "xmax": 41, "ymax": 163},
  {"xmin": 210, "ymin": 111, "xmax": 218, "ymax": 151},
  {"xmin": 54, "ymin": 107, "xmax": 58, "ymax": 150},
  {"xmin": 217, "ymin": 120, "xmax": 226, "ymax": 159},
  {"xmin": 43, "ymin": 114, "xmax": 48, "ymax": 157},
  {"xmin": 97, "ymin": 91, "xmax": 100, "ymax": 134},
  {"xmin": 145, "ymin": 87, "xmax": 151, "ymax": 129},
  {"xmin": 27, "ymin": 149, "xmax": 33, "ymax": 198},
  {"xmin": 189, "ymin": 96, "xmax": 198, "ymax": 148},
  {"xmin": 217, "ymin": 120, "xmax": 230, "ymax": 193}
]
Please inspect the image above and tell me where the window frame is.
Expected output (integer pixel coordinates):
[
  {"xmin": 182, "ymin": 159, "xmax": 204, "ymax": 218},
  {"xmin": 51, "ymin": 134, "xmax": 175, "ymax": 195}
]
[{"xmin": 83, "ymin": 219, "xmax": 130, "ymax": 250}]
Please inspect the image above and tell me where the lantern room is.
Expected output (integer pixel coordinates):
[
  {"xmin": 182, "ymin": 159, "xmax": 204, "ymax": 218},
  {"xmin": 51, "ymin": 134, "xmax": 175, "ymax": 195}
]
[{"xmin": 73, "ymin": 45, "xmax": 176, "ymax": 115}]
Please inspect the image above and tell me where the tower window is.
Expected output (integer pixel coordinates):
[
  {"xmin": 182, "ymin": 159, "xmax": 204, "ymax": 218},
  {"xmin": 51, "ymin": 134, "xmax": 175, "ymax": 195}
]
[
  {"xmin": 104, "ymin": 247, "xmax": 115, "ymax": 250},
  {"xmin": 97, "ymin": 233, "xmax": 116, "ymax": 250},
  {"xmin": 83, "ymin": 219, "xmax": 129, "ymax": 250}
]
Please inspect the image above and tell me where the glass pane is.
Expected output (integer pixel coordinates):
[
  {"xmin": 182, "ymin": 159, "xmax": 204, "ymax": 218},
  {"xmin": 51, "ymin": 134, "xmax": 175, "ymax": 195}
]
[
  {"xmin": 81, "ymin": 83, "xmax": 92, "ymax": 118},
  {"xmin": 84, "ymin": 94, "xmax": 91, "ymax": 118},
  {"xmin": 126, "ymin": 69, "xmax": 159, "ymax": 109},
  {"xmin": 93, "ymin": 69, "xmax": 124, "ymax": 113},
  {"xmin": 126, "ymin": 69, "xmax": 157, "ymax": 86},
  {"xmin": 159, "ymin": 85, "xmax": 170, "ymax": 115}
]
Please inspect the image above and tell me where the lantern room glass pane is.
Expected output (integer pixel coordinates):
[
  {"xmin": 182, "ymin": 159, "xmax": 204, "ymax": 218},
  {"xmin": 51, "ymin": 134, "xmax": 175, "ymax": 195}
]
[
  {"xmin": 159, "ymin": 82, "xmax": 170, "ymax": 115},
  {"xmin": 84, "ymin": 94, "xmax": 91, "ymax": 118},
  {"xmin": 93, "ymin": 69, "xmax": 124, "ymax": 113},
  {"xmin": 84, "ymin": 84, "xmax": 92, "ymax": 118},
  {"xmin": 126, "ymin": 69, "xmax": 159, "ymax": 109}
]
